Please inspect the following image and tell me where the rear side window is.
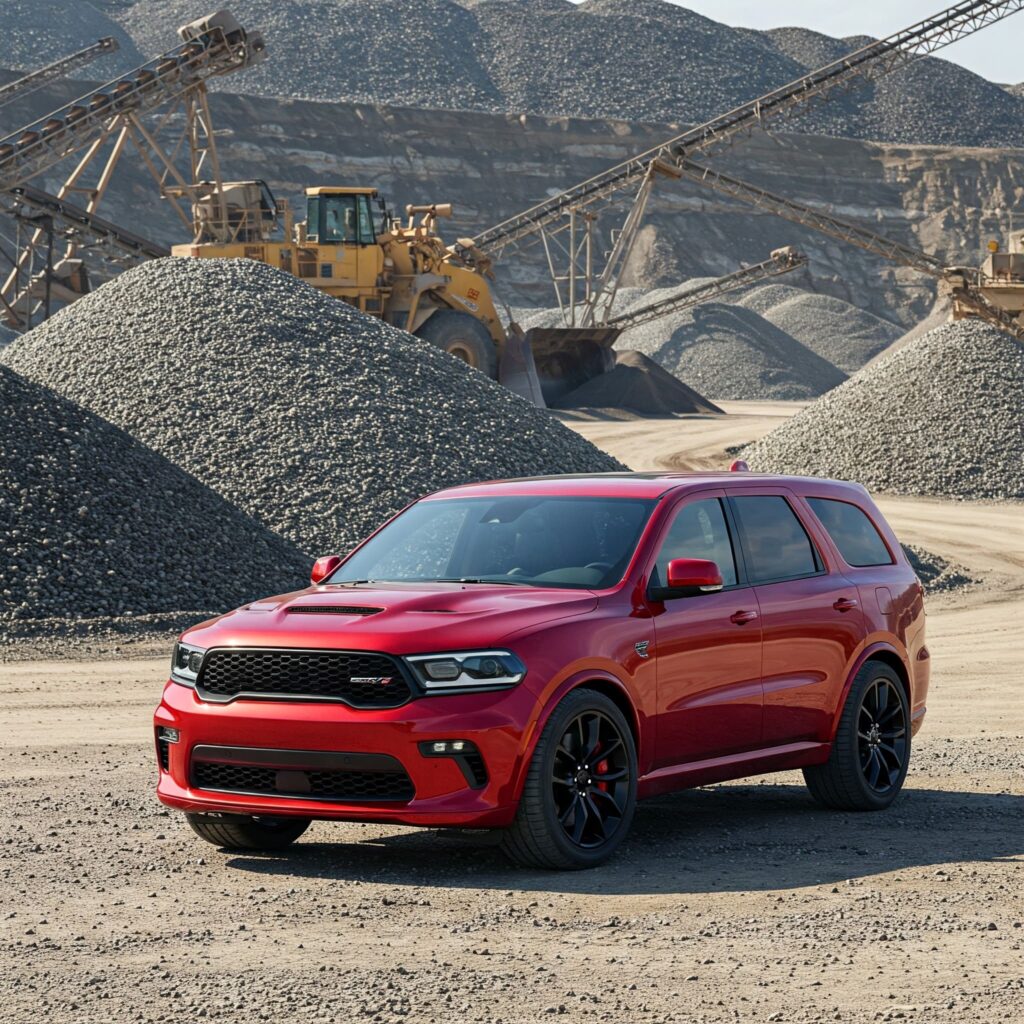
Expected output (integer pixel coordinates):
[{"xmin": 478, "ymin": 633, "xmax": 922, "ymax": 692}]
[
  {"xmin": 731, "ymin": 495, "xmax": 821, "ymax": 583},
  {"xmin": 807, "ymin": 497, "xmax": 893, "ymax": 567}
]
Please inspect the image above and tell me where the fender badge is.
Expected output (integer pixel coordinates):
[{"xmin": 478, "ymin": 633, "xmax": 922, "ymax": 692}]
[{"xmin": 634, "ymin": 641, "xmax": 650, "ymax": 659}]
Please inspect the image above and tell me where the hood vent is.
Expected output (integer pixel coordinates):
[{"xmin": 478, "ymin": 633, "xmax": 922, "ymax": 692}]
[{"xmin": 284, "ymin": 605, "xmax": 383, "ymax": 616}]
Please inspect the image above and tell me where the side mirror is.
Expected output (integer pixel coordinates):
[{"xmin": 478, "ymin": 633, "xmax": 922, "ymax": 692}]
[
  {"xmin": 310, "ymin": 554, "xmax": 342, "ymax": 586},
  {"xmin": 651, "ymin": 558, "xmax": 724, "ymax": 602}
]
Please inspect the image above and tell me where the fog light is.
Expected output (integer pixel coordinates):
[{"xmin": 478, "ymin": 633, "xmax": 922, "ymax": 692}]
[
  {"xmin": 158, "ymin": 727, "xmax": 180, "ymax": 743},
  {"xmin": 421, "ymin": 740, "xmax": 473, "ymax": 756}
]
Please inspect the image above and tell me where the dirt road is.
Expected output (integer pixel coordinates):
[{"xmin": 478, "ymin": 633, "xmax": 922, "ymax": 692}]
[{"xmin": 2, "ymin": 407, "xmax": 1021, "ymax": 1024}]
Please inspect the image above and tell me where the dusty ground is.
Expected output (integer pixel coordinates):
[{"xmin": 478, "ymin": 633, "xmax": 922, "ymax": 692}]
[{"xmin": 1, "ymin": 403, "xmax": 1021, "ymax": 1023}]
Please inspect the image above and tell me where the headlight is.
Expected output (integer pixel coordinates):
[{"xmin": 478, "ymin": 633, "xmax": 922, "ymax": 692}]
[
  {"xmin": 405, "ymin": 650, "xmax": 526, "ymax": 694},
  {"xmin": 170, "ymin": 641, "xmax": 206, "ymax": 687}
]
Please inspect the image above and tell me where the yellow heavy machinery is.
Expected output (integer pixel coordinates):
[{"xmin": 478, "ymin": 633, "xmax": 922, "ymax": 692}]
[
  {"xmin": 173, "ymin": 185, "xmax": 516, "ymax": 383},
  {"xmin": 172, "ymin": 180, "xmax": 813, "ymax": 404}
]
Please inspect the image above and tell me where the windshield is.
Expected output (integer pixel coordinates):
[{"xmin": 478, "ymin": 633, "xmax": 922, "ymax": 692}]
[{"xmin": 331, "ymin": 495, "xmax": 657, "ymax": 590}]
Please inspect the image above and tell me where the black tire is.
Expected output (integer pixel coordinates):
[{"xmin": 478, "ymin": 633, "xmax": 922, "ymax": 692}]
[
  {"xmin": 804, "ymin": 661, "xmax": 911, "ymax": 811},
  {"xmin": 185, "ymin": 813, "xmax": 311, "ymax": 851},
  {"xmin": 415, "ymin": 309, "xmax": 499, "ymax": 378},
  {"xmin": 500, "ymin": 689, "xmax": 638, "ymax": 870}
]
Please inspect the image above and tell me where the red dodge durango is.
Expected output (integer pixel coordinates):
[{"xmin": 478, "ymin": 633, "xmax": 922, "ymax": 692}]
[{"xmin": 155, "ymin": 471, "xmax": 929, "ymax": 869}]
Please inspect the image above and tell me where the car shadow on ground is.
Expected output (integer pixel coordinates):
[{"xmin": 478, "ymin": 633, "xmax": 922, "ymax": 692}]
[{"xmin": 224, "ymin": 783, "xmax": 1024, "ymax": 895}]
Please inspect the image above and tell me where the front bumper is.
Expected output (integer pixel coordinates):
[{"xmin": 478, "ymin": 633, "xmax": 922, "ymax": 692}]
[{"xmin": 154, "ymin": 679, "xmax": 537, "ymax": 828}]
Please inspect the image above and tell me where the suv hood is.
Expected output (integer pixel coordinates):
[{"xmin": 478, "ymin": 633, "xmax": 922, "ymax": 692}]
[{"xmin": 181, "ymin": 582, "xmax": 598, "ymax": 655}]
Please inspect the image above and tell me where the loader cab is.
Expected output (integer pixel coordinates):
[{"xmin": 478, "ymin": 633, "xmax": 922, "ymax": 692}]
[
  {"xmin": 305, "ymin": 187, "xmax": 378, "ymax": 246},
  {"xmin": 297, "ymin": 187, "xmax": 385, "ymax": 311}
]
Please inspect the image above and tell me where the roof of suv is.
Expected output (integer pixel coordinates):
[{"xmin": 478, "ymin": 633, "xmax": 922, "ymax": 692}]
[{"xmin": 427, "ymin": 472, "xmax": 869, "ymax": 502}]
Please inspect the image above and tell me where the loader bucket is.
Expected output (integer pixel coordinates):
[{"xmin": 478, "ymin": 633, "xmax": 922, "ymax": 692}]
[
  {"xmin": 499, "ymin": 323, "xmax": 547, "ymax": 407},
  {"xmin": 524, "ymin": 326, "xmax": 622, "ymax": 405}
]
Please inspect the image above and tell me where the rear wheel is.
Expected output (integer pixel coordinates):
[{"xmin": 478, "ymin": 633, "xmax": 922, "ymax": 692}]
[
  {"xmin": 804, "ymin": 661, "xmax": 910, "ymax": 811},
  {"xmin": 415, "ymin": 309, "xmax": 499, "ymax": 378},
  {"xmin": 186, "ymin": 813, "xmax": 311, "ymax": 851},
  {"xmin": 501, "ymin": 689, "xmax": 637, "ymax": 870}
]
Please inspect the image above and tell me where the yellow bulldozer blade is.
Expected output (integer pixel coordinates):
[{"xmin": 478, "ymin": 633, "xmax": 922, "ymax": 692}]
[{"xmin": 524, "ymin": 326, "xmax": 622, "ymax": 406}]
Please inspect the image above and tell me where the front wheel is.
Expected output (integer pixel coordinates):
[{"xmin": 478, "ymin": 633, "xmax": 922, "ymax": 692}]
[
  {"xmin": 186, "ymin": 813, "xmax": 311, "ymax": 851},
  {"xmin": 501, "ymin": 689, "xmax": 637, "ymax": 870},
  {"xmin": 804, "ymin": 661, "xmax": 911, "ymax": 811},
  {"xmin": 414, "ymin": 309, "xmax": 499, "ymax": 378}
]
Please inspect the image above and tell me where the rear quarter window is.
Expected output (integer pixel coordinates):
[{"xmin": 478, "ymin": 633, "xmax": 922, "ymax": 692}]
[
  {"xmin": 730, "ymin": 495, "xmax": 821, "ymax": 583},
  {"xmin": 807, "ymin": 497, "xmax": 894, "ymax": 568}
]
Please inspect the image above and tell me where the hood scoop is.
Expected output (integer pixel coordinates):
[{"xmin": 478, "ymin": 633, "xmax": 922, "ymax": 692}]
[{"xmin": 284, "ymin": 605, "xmax": 383, "ymax": 616}]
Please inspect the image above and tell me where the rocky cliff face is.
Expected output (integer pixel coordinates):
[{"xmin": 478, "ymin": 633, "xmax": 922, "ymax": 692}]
[{"xmin": 5, "ymin": 77, "xmax": 1023, "ymax": 328}]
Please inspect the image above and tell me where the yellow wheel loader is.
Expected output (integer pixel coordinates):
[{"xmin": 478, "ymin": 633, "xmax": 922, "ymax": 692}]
[{"xmin": 173, "ymin": 182, "xmax": 616, "ymax": 405}]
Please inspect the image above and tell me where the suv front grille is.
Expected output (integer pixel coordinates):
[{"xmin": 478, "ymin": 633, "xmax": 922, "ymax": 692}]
[
  {"xmin": 190, "ymin": 746, "xmax": 415, "ymax": 803},
  {"xmin": 196, "ymin": 648, "xmax": 412, "ymax": 707}
]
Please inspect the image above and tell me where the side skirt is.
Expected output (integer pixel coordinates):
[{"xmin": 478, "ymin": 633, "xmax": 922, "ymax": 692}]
[{"xmin": 638, "ymin": 741, "xmax": 831, "ymax": 800}]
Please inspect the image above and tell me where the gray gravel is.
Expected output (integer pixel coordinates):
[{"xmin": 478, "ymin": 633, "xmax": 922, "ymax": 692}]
[
  {"xmin": 512, "ymin": 282, "xmax": 850, "ymax": 402},
  {"xmin": 108, "ymin": 0, "xmax": 1024, "ymax": 149},
  {"xmin": 552, "ymin": 349, "xmax": 723, "ymax": 416},
  {"xmin": 0, "ymin": 0, "xmax": 144, "ymax": 80},
  {"xmin": 1, "ymin": 257, "xmax": 624, "ymax": 557},
  {"xmin": 902, "ymin": 544, "xmax": 978, "ymax": 596},
  {"xmin": 0, "ymin": 363, "xmax": 307, "ymax": 624},
  {"xmin": 737, "ymin": 284, "xmax": 901, "ymax": 374},
  {"xmin": 619, "ymin": 296, "xmax": 848, "ymax": 401},
  {"xmin": 746, "ymin": 320, "xmax": 1024, "ymax": 500}
]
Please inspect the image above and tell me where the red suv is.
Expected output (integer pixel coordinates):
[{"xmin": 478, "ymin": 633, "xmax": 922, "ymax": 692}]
[{"xmin": 155, "ymin": 472, "xmax": 929, "ymax": 869}]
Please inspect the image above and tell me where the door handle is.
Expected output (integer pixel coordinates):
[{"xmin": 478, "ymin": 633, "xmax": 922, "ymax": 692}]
[
  {"xmin": 730, "ymin": 610, "xmax": 758, "ymax": 625},
  {"xmin": 833, "ymin": 597, "xmax": 859, "ymax": 612}
]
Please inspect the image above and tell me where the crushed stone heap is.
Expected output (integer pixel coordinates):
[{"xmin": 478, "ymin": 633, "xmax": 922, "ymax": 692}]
[
  {"xmin": 2, "ymin": 258, "xmax": 624, "ymax": 555},
  {"xmin": 114, "ymin": 0, "xmax": 1024, "ymax": 149},
  {"xmin": 0, "ymin": 364, "xmax": 307, "ymax": 622},
  {"xmin": 745, "ymin": 320, "xmax": 1024, "ymax": 500},
  {"xmin": 621, "ymin": 299, "xmax": 848, "ymax": 401},
  {"xmin": 553, "ymin": 350, "xmax": 723, "ymax": 416}
]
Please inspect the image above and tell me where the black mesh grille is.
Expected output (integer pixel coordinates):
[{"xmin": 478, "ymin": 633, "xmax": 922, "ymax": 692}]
[
  {"xmin": 156, "ymin": 736, "xmax": 170, "ymax": 771},
  {"xmin": 284, "ymin": 606, "xmax": 382, "ymax": 616},
  {"xmin": 192, "ymin": 760, "xmax": 414, "ymax": 803},
  {"xmin": 197, "ymin": 649, "xmax": 412, "ymax": 707}
]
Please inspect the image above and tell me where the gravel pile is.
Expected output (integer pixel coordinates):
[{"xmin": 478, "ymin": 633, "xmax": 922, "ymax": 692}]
[
  {"xmin": 902, "ymin": 544, "xmax": 978, "ymax": 595},
  {"xmin": 618, "ymin": 296, "xmax": 848, "ymax": 401},
  {"xmin": 0, "ymin": 0, "xmax": 143, "ymax": 80},
  {"xmin": 552, "ymin": 349, "xmax": 723, "ymax": 416},
  {"xmin": 738, "ymin": 284, "xmax": 901, "ymax": 373},
  {"xmin": 116, "ymin": 0, "xmax": 502, "ymax": 110},
  {"xmin": 746, "ymin": 320, "xmax": 1024, "ymax": 500},
  {"xmin": 2, "ymin": 258, "xmax": 624, "ymax": 556},
  {"xmin": 109, "ymin": 0, "xmax": 1024, "ymax": 149},
  {"xmin": 0, "ymin": 364, "xmax": 307, "ymax": 623}
]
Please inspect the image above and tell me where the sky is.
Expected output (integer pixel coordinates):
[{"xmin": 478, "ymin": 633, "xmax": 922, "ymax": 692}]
[{"xmin": 572, "ymin": 1, "xmax": 1020, "ymax": 83}]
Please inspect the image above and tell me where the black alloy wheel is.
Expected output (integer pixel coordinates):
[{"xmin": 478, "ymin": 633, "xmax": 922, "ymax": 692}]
[
  {"xmin": 803, "ymin": 660, "xmax": 911, "ymax": 811},
  {"xmin": 857, "ymin": 675, "xmax": 908, "ymax": 794},
  {"xmin": 500, "ymin": 689, "xmax": 638, "ymax": 869},
  {"xmin": 552, "ymin": 709, "xmax": 631, "ymax": 849}
]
